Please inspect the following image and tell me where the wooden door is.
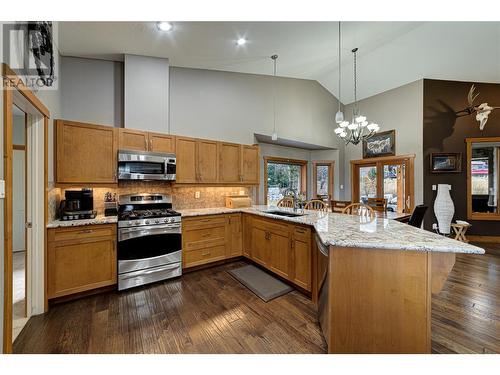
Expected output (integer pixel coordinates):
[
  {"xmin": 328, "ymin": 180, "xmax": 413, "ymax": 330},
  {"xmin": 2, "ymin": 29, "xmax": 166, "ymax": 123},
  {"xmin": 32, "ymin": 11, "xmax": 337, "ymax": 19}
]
[
  {"xmin": 292, "ymin": 238, "xmax": 312, "ymax": 291},
  {"xmin": 241, "ymin": 145, "xmax": 259, "ymax": 184},
  {"xmin": 48, "ymin": 235, "xmax": 117, "ymax": 298},
  {"xmin": 227, "ymin": 214, "xmax": 243, "ymax": 257},
  {"xmin": 149, "ymin": 133, "xmax": 176, "ymax": 153},
  {"xmin": 197, "ymin": 139, "xmax": 218, "ymax": 183},
  {"xmin": 250, "ymin": 225, "xmax": 269, "ymax": 267},
  {"xmin": 118, "ymin": 128, "xmax": 149, "ymax": 151},
  {"xmin": 219, "ymin": 142, "xmax": 241, "ymax": 183},
  {"xmin": 56, "ymin": 120, "xmax": 118, "ymax": 184},
  {"xmin": 175, "ymin": 137, "xmax": 198, "ymax": 183},
  {"xmin": 268, "ymin": 228, "xmax": 292, "ymax": 280}
]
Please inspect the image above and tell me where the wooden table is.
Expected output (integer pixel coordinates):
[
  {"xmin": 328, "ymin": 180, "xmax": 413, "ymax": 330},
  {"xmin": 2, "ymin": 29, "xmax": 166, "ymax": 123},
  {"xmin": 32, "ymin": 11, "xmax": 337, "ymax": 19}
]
[{"xmin": 375, "ymin": 211, "xmax": 411, "ymax": 222}]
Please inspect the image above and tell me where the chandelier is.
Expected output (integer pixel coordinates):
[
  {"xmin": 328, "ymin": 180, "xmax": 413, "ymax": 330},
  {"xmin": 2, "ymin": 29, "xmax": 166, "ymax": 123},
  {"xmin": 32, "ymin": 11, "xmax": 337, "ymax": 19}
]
[{"xmin": 334, "ymin": 47, "xmax": 380, "ymax": 145}]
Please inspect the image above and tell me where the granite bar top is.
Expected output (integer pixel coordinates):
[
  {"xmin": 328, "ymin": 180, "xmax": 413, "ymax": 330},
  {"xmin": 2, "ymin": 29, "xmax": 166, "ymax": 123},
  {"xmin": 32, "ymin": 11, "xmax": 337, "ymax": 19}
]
[
  {"xmin": 47, "ymin": 215, "xmax": 118, "ymax": 228},
  {"xmin": 178, "ymin": 206, "xmax": 485, "ymax": 254}
]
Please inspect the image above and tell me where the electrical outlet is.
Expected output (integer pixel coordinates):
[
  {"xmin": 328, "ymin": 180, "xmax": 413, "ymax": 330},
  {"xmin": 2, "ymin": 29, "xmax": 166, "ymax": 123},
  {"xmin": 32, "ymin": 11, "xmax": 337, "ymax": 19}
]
[
  {"xmin": 195, "ymin": 191, "xmax": 200, "ymax": 199},
  {"xmin": 432, "ymin": 223, "xmax": 438, "ymax": 230},
  {"xmin": 0, "ymin": 180, "xmax": 4, "ymax": 198},
  {"xmin": 239, "ymin": 190, "xmax": 245, "ymax": 195},
  {"xmin": 432, "ymin": 185, "xmax": 436, "ymax": 191},
  {"xmin": 340, "ymin": 184, "xmax": 344, "ymax": 190}
]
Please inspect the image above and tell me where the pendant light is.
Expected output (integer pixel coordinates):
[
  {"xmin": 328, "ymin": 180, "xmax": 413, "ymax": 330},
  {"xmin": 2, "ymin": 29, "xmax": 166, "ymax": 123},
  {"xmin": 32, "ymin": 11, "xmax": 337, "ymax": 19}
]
[
  {"xmin": 335, "ymin": 21, "xmax": 344, "ymax": 124},
  {"xmin": 271, "ymin": 54, "xmax": 278, "ymax": 141},
  {"xmin": 334, "ymin": 47, "xmax": 380, "ymax": 145}
]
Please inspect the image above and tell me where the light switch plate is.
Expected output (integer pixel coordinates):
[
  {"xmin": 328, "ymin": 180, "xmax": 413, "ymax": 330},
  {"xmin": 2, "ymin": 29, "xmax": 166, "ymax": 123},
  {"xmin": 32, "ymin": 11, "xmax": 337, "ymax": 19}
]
[
  {"xmin": 195, "ymin": 191, "xmax": 200, "ymax": 199},
  {"xmin": 340, "ymin": 184, "xmax": 344, "ymax": 190},
  {"xmin": 0, "ymin": 180, "xmax": 5, "ymax": 198}
]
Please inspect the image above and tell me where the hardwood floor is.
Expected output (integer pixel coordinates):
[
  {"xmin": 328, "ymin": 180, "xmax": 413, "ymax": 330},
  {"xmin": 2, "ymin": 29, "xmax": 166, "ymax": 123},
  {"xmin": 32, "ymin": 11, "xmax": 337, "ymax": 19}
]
[
  {"xmin": 431, "ymin": 249, "xmax": 500, "ymax": 354},
  {"xmin": 13, "ymin": 247, "xmax": 500, "ymax": 354},
  {"xmin": 13, "ymin": 261, "xmax": 326, "ymax": 354}
]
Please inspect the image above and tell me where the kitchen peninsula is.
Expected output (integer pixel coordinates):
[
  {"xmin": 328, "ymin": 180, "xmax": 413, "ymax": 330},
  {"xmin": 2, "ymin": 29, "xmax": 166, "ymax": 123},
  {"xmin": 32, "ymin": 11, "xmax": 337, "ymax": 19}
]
[{"xmin": 179, "ymin": 205, "xmax": 484, "ymax": 354}]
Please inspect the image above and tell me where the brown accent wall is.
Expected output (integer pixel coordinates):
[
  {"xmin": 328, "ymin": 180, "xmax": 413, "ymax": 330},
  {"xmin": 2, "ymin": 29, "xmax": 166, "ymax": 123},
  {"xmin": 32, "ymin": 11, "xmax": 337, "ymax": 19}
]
[{"xmin": 423, "ymin": 79, "xmax": 500, "ymax": 235}]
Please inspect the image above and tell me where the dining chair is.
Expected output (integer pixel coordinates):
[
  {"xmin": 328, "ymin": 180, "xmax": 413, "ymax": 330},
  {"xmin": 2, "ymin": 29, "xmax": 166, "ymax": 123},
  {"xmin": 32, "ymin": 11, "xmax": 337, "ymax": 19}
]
[
  {"xmin": 277, "ymin": 197, "xmax": 294, "ymax": 208},
  {"xmin": 341, "ymin": 203, "xmax": 375, "ymax": 219},
  {"xmin": 304, "ymin": 199, "xmax": 327, "ymax": 211},
  {"xmin": 330, "ymin": 200, "xmax": 352, "ymax": 213},
  {"xmin": 367, "ymin": 197, "xmax": 388, "ymax": 212},
  {"xmin": 407, "ymin": 205, "xmax": 428, "ymax": 228}
]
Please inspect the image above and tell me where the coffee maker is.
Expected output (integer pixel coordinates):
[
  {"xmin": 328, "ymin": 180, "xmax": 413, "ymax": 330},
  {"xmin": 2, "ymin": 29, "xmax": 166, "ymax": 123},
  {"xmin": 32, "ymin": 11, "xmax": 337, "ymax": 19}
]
[{"xmin": 59, "ymin": 188, "xmax": 96, "ymax": 220}]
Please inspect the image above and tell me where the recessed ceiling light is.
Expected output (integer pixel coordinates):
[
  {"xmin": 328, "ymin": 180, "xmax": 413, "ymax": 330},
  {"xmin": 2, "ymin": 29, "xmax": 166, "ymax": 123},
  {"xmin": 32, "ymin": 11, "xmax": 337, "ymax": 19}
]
[
  {"xmin": 236, "ymin": 38, "xmax": 247, "ymax": 46},
  {"xmin": 157, "ymin": 22, "xmax": 173, "ymax": 32}
]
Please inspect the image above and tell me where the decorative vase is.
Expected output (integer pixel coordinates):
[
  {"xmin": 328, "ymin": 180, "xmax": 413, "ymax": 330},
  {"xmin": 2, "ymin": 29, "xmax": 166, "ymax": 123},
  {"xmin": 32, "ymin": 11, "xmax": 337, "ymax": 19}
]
[{"xmin": 434, "ymin": 184, "xmax": 455, "ymax": 235}]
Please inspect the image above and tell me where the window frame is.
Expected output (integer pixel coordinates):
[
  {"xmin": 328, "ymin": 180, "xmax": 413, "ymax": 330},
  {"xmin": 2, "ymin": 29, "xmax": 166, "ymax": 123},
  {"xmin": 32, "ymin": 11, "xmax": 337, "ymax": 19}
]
[
  {"xmin": 264, "ymin": 156, "xmax": 308, "ymax": 205},
  {"xmin": 312, "ymin": 160, "xmax": 335, "ymax": 199}
]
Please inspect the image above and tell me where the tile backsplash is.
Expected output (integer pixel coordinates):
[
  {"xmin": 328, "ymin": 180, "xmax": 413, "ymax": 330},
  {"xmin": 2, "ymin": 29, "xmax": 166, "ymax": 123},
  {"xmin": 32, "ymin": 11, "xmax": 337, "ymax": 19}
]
[{"xmin": 49, "ymin": 182, "xmax": 256, "ymax": 221}]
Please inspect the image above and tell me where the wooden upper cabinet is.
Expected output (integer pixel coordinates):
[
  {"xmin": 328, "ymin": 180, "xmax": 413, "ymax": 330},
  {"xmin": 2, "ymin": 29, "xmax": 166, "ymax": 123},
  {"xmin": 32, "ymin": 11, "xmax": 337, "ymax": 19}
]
[
  {"xmin": 56, "ymin": 120, "xmax": 118, "ymax": 184},
  {"xmin": 197, "ymin": 140, "xmax": 218, "ymax": 182},
  {"xmin": 118, "ymin": 129, "xmax": 149, "ymax": 151},
  {"xmin": 241, "ymin": 145, "xmax": 259, "ymax": 184},
  {"xmin": 176, "ymin": 137, "xmax": 198, "ymax": 183},
  {"xmin": 149, "ymin": 133, "xmax": 176, "ymax": 153},
  {"xmin": 219, "ymin": 142, "xmax": 242, "ymax": 183},
  {"xmin": 119, "ymin": 129, "xmax": 175, "ymax": 153}
]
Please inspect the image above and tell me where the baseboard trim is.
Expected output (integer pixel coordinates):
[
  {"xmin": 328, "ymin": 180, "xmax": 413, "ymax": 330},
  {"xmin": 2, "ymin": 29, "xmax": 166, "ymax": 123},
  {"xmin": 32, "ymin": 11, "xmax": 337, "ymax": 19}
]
[{"xmin": 468, "ymin": 235, "xmax": 500, "ymax": 244}]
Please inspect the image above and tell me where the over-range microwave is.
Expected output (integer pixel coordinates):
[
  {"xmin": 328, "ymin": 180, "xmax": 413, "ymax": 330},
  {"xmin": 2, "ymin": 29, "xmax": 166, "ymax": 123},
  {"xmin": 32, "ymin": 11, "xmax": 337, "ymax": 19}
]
[{"xmin": 118, "ymin": 150, "xmax": 176, "ymax": 181}]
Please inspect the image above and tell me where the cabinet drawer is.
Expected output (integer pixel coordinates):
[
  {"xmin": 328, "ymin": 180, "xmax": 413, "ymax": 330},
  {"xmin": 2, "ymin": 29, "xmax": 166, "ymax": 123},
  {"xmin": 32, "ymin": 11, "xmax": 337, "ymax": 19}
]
[
  {"xmin": 293, "ymin": 226, "xmax": 311, "ymax": 242},
  {"xmin": 184, "ymin": 245, "xmax": 226, "ymax": 268},
  {"xmin": 184, "ymin": 224, "xmax": 225, "ymax": 244},
  {"xmin": 49, "ymin": 224, "xmax": 117, "ymax": 242},
  {"xmin": 183, "ymin": 215, "xmax": 226, "ymax": 228},
  {"xmin": 252, "ymin": 217, "xmax": 289, "ymax": 236}
]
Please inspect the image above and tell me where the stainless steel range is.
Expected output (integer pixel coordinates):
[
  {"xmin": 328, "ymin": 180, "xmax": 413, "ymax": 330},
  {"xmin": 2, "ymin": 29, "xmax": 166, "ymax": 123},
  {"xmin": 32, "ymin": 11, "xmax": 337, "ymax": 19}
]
[{"xmin": 117, "ymin": 194, "xmax": 182, "ymax": 291}]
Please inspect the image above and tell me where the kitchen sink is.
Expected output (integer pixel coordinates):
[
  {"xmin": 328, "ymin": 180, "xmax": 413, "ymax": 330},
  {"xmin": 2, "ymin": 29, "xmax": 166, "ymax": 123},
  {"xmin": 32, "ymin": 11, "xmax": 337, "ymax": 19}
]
[{"xmin": 263, "ymin": 210, "xmax": 306, "ymax": 217}]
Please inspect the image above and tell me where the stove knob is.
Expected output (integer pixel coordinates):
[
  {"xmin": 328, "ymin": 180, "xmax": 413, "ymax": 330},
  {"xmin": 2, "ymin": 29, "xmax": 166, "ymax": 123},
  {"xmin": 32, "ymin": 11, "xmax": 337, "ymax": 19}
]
[
  {"xmin": 168, "ymin": 218, "xmax": 174, "ymax": 223},
  {"xmin": 155, "ymin": 219, "xmax": 160, "ymax": 224},
  {"xmin": 145, "ymin": 220, "xmax": 150, "ymax": 225},
  {"xmin": 164, "ymin": 218, "xmax": 169, "ymax": 223}
]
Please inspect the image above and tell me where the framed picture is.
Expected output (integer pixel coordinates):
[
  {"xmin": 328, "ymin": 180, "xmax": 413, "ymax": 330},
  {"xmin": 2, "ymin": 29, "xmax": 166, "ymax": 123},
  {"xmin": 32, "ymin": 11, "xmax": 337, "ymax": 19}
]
[
  {"xmin": 430, "ymin": 152, "xmax": 462, "ymax": 173},
  {"xmin": 362, "ymin": 130, "xmax": 396, "ymax": 158}
]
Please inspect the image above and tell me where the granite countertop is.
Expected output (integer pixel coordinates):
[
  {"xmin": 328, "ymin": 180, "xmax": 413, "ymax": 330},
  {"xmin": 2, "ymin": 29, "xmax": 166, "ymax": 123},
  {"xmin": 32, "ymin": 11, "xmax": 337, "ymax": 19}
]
[
  {"xmin": 178, "ymin": 205, "xmax": 485, "ymax": 254},
  {"xmin": 47, "ymin": 215, "xmax": 118, "ymax": 228}
]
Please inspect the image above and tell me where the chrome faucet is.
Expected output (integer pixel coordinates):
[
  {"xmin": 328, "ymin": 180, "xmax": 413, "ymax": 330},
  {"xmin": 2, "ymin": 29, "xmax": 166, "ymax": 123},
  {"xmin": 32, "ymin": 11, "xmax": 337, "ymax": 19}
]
[{"xmin": 283, "ymin": 187, "xmax": 300, "ymax": 211}]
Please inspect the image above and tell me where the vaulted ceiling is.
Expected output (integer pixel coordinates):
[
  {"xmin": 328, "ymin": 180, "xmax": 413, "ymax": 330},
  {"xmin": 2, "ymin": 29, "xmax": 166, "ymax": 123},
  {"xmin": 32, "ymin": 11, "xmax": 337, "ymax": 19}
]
[{"xmin": 58, "ymin": 21, "xmax": 500, "ymax": 104}]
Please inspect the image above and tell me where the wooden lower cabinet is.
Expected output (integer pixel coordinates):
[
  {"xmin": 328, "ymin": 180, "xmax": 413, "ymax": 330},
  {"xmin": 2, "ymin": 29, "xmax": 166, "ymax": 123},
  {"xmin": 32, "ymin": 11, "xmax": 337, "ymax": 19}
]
[
  {"xmin": 247, "ymin": 214, "xmax": 312, "ymax": 291},
  {"xmin": 227, "ymin": 214, "xmax": 243, "ymax": 257},
  {"xmin": 182, "ymin": 213, "xmax": 312, "ymax": 291},
  {"xmin": 47, "ymin": 224, "xmax": 117, "ymax": 299}
]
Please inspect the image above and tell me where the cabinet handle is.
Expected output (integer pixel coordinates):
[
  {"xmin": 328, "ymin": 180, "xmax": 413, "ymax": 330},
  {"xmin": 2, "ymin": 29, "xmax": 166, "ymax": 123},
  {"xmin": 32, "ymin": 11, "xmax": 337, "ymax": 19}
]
[
  {"xmin": 145, "ymin": 138, "xmax": 148, "ymax": 149},
  {"xmin": 290, "ymin": 239, "xmax": 295, "ymax": 249},
  {"xmin": 296, "ymin": 228, "xmax": 306, "ymax": 234},
  {"xmin": 202, "ymin": 251, "xmax": 211, "ymax": 256},
  {"xmin": 150, "ymin": 139, "xmax": 153, "ymax": 150},
  {"xmin": 200, "ymin": 219, "xmax": 211, "ymax": 223},
  {"xmin": 201, "ymin": 233, "xmax": 211, "ymax": 238},
  {"xmin": 79, "ymin": 229, "xmax": 93, "ymax": 234}
]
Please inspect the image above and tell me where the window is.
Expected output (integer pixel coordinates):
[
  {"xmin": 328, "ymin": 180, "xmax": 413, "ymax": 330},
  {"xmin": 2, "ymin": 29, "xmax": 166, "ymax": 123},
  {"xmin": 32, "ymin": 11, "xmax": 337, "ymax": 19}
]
[
  {"xmin": 471, "ymin": 158, "xmax": 489, "ymax": 195},
  {"xmin": 313, "ymin": 161, "xmax": 334, "ymax": 199},
  {"xmin": 264, "ymin": 157, "xmax": 307, "ymax": 205}
]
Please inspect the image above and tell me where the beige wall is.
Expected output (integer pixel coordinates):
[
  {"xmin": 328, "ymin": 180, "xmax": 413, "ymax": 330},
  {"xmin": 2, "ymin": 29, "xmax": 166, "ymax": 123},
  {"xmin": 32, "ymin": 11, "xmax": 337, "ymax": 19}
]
[{"xmin": 342, "ymin": 80, "xmax": 424, "ymax": 205}]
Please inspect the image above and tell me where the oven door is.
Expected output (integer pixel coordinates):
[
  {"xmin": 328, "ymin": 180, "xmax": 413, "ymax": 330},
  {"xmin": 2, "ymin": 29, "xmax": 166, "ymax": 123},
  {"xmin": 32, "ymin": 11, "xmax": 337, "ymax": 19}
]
[{"xmin": 118, "ymin": 223, "xmax": 182, "ymax": 274}]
